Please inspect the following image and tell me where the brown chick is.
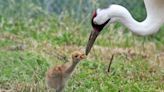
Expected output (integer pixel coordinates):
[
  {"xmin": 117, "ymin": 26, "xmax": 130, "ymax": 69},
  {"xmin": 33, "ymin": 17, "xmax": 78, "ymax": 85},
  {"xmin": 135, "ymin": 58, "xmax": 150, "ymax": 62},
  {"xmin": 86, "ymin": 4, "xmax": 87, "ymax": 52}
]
[{"xmin": 46, "ymin": 51, "xmax": 86, "ymax": 92}]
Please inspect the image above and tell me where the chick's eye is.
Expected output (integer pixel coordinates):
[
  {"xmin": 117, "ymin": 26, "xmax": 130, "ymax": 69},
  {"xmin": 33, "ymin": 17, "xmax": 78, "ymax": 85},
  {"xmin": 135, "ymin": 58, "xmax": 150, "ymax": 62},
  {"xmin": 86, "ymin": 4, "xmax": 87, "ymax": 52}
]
[{"xmin": 75, "ymin": 55, "xmax": 78, "ymax": 58}]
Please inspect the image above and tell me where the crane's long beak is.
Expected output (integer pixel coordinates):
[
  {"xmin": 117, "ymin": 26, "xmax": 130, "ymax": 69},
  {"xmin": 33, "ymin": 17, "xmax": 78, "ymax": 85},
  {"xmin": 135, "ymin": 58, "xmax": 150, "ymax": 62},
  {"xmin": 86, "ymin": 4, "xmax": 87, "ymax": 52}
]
[
  {"xmin": 85, "ymin": 11, "xmax": 110, "ymax": 55},
  {"xmin": 85, "ymin": 30, "xmax": 99, "ymax": 55}
]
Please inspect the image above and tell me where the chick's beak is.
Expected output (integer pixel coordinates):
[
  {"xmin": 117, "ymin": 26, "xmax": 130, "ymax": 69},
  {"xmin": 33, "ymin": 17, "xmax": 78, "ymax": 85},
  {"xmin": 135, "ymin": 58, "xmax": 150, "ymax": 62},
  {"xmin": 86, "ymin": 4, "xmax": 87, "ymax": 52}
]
[{"xmin": 80, "ymin": 54, "xmax": 86, "ymax": 59}]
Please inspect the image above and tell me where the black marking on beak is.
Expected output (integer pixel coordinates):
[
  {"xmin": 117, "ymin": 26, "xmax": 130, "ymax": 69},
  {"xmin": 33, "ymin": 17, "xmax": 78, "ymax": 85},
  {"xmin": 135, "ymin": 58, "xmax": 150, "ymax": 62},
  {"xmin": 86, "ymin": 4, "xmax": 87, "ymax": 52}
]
[{"xmin": 85, "ymin": 11, "xmax": 110, "ymax": 55}]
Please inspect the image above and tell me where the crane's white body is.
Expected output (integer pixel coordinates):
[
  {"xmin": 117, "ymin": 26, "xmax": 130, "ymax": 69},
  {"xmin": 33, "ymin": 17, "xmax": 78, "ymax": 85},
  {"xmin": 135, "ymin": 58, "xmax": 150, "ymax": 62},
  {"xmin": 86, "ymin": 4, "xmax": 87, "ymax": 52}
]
[{"xmin": 93, "ymin": 0, "xmax": 164, "ymax": 36}]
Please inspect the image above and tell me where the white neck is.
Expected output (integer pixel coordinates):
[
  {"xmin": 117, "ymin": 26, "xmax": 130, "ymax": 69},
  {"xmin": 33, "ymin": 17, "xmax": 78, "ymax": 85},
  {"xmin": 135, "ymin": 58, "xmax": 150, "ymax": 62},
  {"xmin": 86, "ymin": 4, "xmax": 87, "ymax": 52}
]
[{"xmin": 95, "ymin": 5, "xmax": 163, "ymax": 36}]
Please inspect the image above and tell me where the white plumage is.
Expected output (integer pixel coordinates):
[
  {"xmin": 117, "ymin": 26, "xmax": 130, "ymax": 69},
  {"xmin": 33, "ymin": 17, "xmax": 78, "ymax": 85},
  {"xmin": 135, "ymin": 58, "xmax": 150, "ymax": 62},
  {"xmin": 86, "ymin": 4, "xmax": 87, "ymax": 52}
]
[{"xmin": 93, "ymin": 0, "xmax": 164, "ymax": 36}]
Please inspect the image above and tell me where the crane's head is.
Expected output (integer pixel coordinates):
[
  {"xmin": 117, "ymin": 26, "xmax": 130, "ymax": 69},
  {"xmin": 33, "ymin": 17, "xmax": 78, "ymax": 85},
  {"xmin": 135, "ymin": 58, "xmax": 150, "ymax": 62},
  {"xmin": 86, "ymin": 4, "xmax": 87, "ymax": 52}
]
[
  {"xmin": 85, "ymin": 5, "xmax": 133, "ymax": 55},
  {"xmin": 85, "ymin": 10, "xmax": 110, "ymax": 55},
  {"xmin": 72, "ymin": 51, "xmax": 86, "ymax": 63}
]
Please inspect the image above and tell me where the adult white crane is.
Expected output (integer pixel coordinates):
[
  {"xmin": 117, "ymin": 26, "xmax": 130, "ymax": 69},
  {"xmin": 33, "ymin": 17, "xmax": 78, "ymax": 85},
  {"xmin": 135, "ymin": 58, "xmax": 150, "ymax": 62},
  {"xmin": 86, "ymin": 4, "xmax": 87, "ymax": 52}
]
[{"xmin": 85, "ymin": 0, "xmax": 164, "ymax": 55}]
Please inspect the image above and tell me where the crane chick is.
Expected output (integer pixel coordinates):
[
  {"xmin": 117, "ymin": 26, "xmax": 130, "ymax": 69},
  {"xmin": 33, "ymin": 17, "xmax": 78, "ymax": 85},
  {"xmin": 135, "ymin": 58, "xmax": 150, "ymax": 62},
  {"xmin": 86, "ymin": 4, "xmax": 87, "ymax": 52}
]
[{"xmin": 46, "ymin": 51, "xmax": 86, "ymax": 92}]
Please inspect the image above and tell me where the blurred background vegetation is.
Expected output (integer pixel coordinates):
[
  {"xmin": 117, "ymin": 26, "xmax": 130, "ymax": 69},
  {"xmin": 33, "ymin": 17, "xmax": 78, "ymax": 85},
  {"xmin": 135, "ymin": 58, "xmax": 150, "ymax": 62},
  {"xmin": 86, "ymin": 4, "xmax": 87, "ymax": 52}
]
[
  {"xmin": 0, "ymin": 0, "xmax": 163, "ymax": 47},
  {"xmin": 0, "ymin": 0, "xmax": 163, "ymax": 92},
  {"xmin": 0, "ymin": 0, "xmax": 146, "ymax": 20}
]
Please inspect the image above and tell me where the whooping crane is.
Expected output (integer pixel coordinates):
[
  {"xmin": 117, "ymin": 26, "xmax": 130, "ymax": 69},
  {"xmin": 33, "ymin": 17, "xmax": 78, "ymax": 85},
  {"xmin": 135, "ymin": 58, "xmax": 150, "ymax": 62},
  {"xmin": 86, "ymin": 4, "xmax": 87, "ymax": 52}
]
[{"xmin": 86, "ymin": 0, "xmax": 164, "ymax": 55}]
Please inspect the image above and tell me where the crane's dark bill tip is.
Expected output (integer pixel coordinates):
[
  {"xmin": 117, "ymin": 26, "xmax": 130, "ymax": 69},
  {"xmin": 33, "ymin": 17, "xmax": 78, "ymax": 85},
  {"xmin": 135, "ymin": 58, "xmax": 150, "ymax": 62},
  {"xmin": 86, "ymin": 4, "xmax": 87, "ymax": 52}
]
[{"xmin": 85, "ymin": 30, "xmax": 99, "ymax": 55}]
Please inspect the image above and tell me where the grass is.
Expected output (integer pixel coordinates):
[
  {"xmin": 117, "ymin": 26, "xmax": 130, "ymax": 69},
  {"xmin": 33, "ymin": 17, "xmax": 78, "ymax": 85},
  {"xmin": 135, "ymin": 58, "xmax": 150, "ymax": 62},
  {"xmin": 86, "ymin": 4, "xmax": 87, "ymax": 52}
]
[{"xmin": 0, "ymin": 2, "xmax": 164, "ymax": 92}]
